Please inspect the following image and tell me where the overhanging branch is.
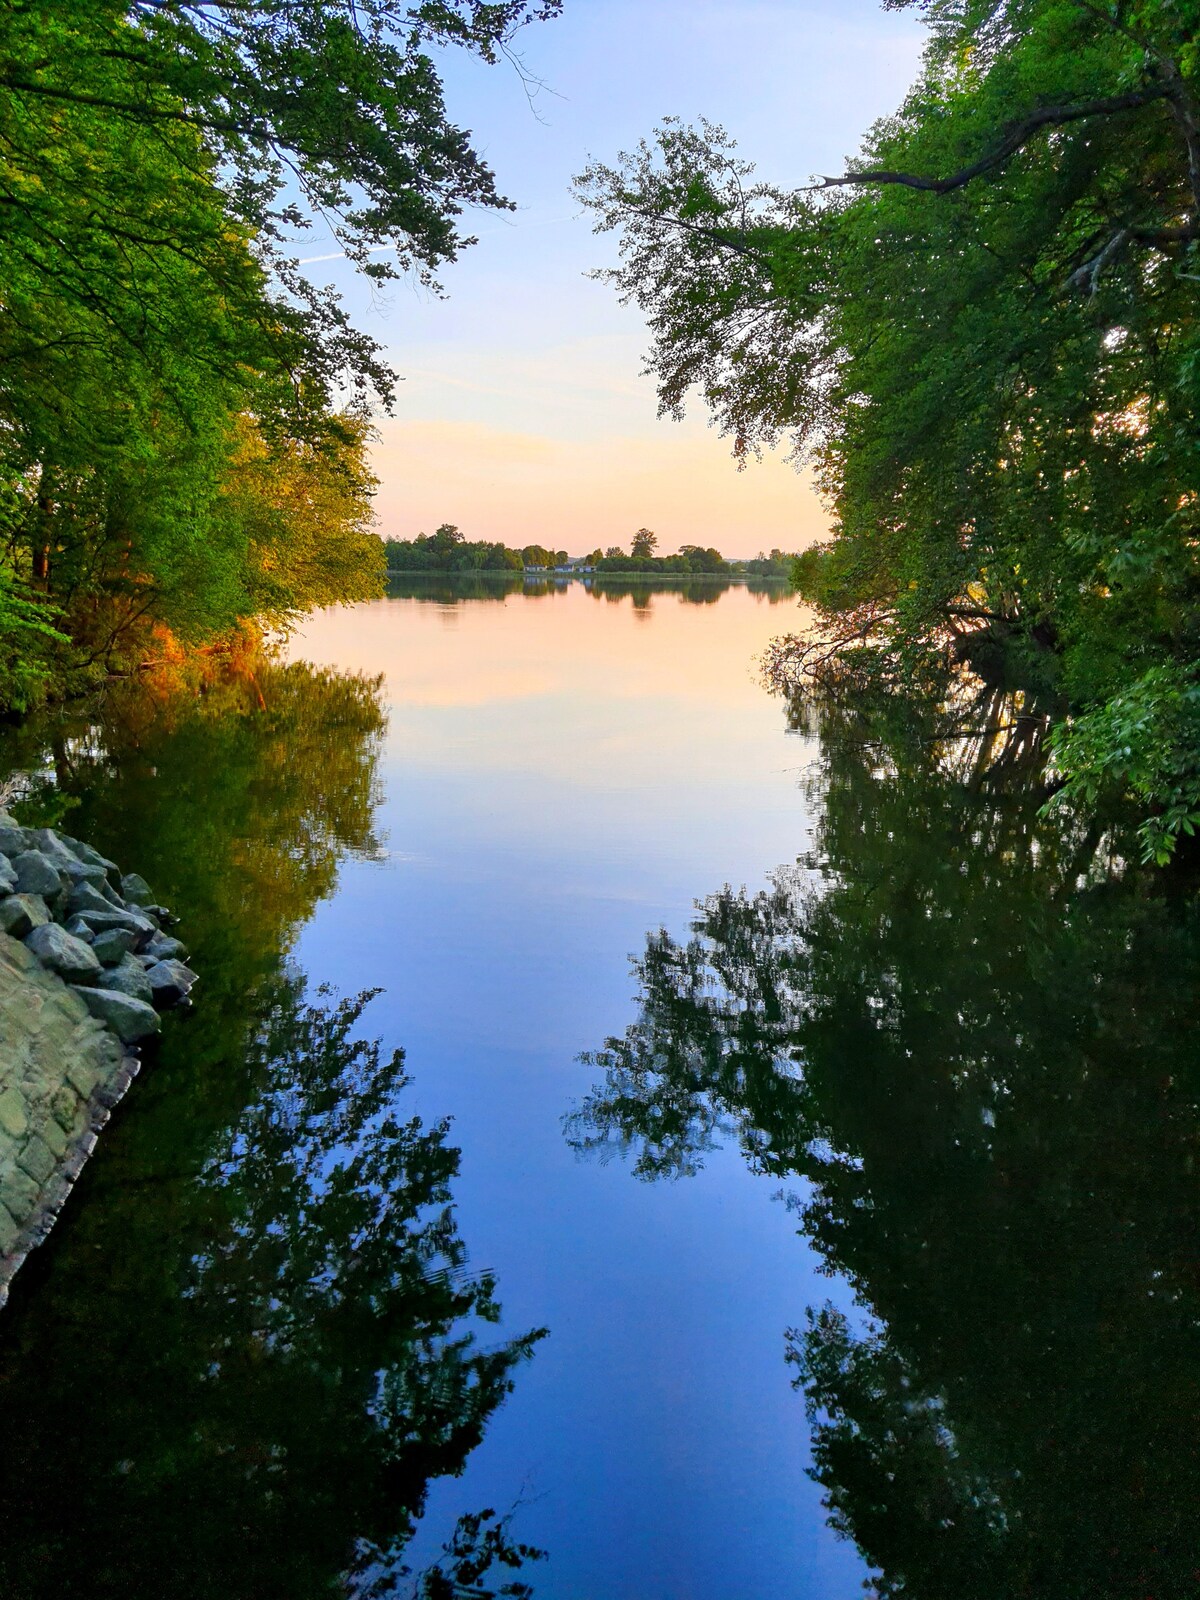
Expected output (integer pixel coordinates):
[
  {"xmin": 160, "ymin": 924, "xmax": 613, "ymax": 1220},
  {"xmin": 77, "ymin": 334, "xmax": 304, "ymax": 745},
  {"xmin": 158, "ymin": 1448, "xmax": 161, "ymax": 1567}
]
[{"xmin": 809, "ymin": 86, "xmax": 1172, "ymax": 195}]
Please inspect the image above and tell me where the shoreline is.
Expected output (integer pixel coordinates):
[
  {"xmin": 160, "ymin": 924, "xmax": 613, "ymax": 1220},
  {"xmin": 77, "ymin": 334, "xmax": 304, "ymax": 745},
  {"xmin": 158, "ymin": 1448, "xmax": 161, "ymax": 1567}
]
[{"xmin": 386, "ymin": 570, "xmax": 794, "ymax": 583}]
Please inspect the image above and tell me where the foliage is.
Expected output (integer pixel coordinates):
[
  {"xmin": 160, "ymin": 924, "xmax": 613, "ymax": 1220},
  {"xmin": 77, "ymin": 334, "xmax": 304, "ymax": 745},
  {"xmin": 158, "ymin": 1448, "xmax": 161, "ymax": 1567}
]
[
  {"xmin": 521, "ymin": 544, "xmax": 568, "ymax": 568},
  {"xmin": 1047, "ymin": 661, "xmax": 1200, "ymax": 861},
  {"xmin": 576, "ymin": 0, "xmax": 1200, "ymax": 856},
  {"xmin": 224, "ymin": 413, "xmax": 387, "ymax": 630},
  {"xmin": 593, "ymin": 542, "xmax": 730, "ymax": 575},
  {"xmin": 742, "ymin": 547, "xmax": 795, "ymax": 578},
  {"xmin": 569, "ymin": 687, "xmax": 1200, "ymax": 1595},
  {"xmin": 0, "ymin": 664, "xmax": 545, "ymax": 1598},
  {"xmin": 386, "ymin": 525, "xmax": 526, "ymax": 572},
  {"xmin": 0, "ymin": 0, "xmax": 561, "ymax": 710},
  {"xmin": 0, "ymin": 567, "xmax": 68, "ymax": 712}
]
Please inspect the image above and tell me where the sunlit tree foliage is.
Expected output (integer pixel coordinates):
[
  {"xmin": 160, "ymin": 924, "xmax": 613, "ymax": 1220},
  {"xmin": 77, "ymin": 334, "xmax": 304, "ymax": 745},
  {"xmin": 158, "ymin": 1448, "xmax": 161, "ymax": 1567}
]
[{"xmin": 577, "ymin": 0, "xmax": 1200, "ymax": 857}]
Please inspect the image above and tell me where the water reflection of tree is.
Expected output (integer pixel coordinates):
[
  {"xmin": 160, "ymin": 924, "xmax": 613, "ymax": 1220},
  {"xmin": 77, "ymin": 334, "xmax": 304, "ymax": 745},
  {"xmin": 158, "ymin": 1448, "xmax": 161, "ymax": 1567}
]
[
  {"xmin": 0, "ymin": 984, "xmax": 544, "ymax": 1599},
  {"xmin": 0, "ymin": 662, "xmax": 546, "ymax": 1597},
  {"xmin": 568, "ymin": 690, "xmax": 1200, "ymax": 1597},
  {"xmin": 387, "ymin": 574, "xmax": 527, "ymax": 604},
  {"xmin": 383, "ymin": 573, "xmax": 795, "ymax": 607}
]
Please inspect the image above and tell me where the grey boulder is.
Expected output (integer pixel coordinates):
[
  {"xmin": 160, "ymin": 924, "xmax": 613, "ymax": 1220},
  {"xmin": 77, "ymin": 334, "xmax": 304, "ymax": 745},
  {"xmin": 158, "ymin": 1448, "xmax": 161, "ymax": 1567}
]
[
  {"xmin": 60, "ymin": 834, "xmax": 120, "ymax": 875},
  {"xmin": 0, "ymin": 855, "xmax": 15, "ymax": 895},
  {"xmin": 0, "ymin": 894, "xmax": 51, "ymax": 938},
  {"xmin": 76, "ymin": 907, "xmax": 157, "ymax": 947},
  {"xmin": 0, "ymin": 820, "xmax": 28, "ymax": 857},
  {"xmin": 64, "ymin": 915, "xmax": 96, "ymax": 943},
  {"xmin": 146, "ymin": 958, "xmax": 197, "ymax": 1008},
  {"xmin": 13, "ymin": 850, "xmax": 63, "ymax": 901},
  {"xmin": 62, "ymin": 858, "xmax": 119, "ymax": 898},
  {"xmin": 145, "ymin": 933, "xmax": 188, "ymax": 963},
  {"xmin": 67, "ymin": 880, "xmax": 119, "ymax": 917},
  {"xmin": 92, "ymin": 927, "xmax": 138, "ymax": 965},
  {"xmin": 103, "ymin": 952, "xmax": 155, "ymax": 1005},
  {"xmin": 79, "ymin": 987, "xmax": 160, "ymax": 1044},
  {"xmin": 120, "ymin": 872, "xmax": 154, "ymax": 906},
  {"xmin": 24, "ymin": 922, "xmax": 102, "ymax": 985},
  {"xmin": 27, "ymin": 828, "xmax": 79, "ymax": 870}
]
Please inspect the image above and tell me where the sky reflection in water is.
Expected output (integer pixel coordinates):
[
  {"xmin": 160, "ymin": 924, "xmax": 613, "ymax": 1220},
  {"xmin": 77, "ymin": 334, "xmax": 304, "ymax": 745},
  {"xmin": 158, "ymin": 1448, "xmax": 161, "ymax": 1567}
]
[{"xmin": 289, "ymin": 578, "xmax": 863, "ymax": 1598}]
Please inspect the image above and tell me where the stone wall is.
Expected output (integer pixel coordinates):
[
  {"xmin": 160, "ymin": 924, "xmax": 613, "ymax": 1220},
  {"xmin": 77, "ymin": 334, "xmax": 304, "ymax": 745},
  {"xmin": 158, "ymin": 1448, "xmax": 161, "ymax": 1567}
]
[
  {"xmin": 0, "ymin": 932, "xmax": 140, "ymax": 1303},
  {"xmin": 0, "ymin": 818, "xmax": 198, "ymax": 1303}
]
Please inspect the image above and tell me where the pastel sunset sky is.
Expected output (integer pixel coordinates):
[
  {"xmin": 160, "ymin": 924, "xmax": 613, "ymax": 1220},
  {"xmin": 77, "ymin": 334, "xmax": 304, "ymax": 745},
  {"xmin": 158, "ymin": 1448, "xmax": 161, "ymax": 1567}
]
[{"xmin": 303, "ymin": 2, "xmax": 924, "ymax": 558}]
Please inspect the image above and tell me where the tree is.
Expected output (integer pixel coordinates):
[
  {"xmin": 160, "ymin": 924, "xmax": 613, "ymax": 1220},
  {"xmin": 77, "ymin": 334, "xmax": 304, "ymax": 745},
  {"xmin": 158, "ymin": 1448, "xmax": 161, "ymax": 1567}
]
[
  {"xmin": 677, "ymin": 543, "xmax": 726, "ymax": 573},
  {"xmin": 0, "ymin": 1, "xmax": 564, "ymax": 405},
  {"xmin": 0, "ymin": 981, "xmax": 546, "ymax": 1600},
  {"xmin": 630, "ymin": 527, "xmax": 658, "ymax": 559},
  {"xmin": 0, "ymin": 663, "xmax": 546, "ymax": 1598},
  {"xmin": 575, "ymin": 1, "xmax": 1200, "ymax": 857},
  {"xmin": 0, "ymin": 0, "xmax": 564, "ymax": 710},
  {"xmin": 569, "ymin": 683, "xmax": 1200, "ymax": 1596}
]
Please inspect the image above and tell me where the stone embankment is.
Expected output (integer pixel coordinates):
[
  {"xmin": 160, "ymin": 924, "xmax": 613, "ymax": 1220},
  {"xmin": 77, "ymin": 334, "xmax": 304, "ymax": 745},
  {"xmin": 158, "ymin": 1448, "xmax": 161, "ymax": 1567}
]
[{"xmin": 0, "ymin": 816, "xmax": 197, "ymax": 1302}]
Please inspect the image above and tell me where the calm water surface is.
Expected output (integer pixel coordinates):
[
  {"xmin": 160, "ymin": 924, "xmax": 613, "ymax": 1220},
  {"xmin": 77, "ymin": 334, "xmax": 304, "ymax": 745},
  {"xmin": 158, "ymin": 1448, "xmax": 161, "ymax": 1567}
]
[{"xmin": 0, "ymin": 576, "xmax": 1197, "ymax": 1598}]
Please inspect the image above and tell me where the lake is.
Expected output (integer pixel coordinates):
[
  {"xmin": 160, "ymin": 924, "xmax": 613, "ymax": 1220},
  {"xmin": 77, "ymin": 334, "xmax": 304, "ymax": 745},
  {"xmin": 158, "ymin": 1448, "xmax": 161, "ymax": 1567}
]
[{"xmin": 0, "ymin": 574, "xmax": 1197, "ymax": 1598}]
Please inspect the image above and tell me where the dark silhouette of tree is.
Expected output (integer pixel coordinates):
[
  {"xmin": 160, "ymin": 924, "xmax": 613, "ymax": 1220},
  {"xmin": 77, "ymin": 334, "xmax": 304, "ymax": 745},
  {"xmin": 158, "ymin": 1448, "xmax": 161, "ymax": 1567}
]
[
  {"xmin": 0, "ymin": 983, "xmax": 546, "ymax": 1600},
  {"xmin": 569, "ymin": 688, "xmax": 1200, "ymax": 1597},
  {"xmin": 0, "ymin": 662, "xmax": 545, "ymax": 1598}
]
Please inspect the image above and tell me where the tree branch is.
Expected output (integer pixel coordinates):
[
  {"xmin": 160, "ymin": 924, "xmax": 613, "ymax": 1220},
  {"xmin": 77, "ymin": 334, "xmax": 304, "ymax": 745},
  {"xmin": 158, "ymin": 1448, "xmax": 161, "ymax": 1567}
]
[{"xmin": 809, "ymin": 86, "xmax": 1172, "ymax": 195}]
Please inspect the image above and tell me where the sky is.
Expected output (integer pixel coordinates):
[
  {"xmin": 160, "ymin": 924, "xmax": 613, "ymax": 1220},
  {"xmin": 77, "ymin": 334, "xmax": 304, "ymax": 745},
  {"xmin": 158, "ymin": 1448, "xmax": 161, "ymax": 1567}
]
[{"xmin": 303, "ymin": 1, "xmax": 926, "ymax": 558}]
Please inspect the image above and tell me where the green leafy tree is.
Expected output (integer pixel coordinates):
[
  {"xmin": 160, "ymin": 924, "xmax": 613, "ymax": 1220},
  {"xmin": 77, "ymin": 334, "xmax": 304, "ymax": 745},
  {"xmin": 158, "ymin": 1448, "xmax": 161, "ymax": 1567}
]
[
  {"xmin": 576, "ymin": 0, "xmax": 1200, "ymax": 856},
  {"xmin": 0, "ymin": 1, "xmax": 563, "ymax": 710},
  {"xmin": 630, "ymin": 527, "xmax": 658, "ymax": 559}
]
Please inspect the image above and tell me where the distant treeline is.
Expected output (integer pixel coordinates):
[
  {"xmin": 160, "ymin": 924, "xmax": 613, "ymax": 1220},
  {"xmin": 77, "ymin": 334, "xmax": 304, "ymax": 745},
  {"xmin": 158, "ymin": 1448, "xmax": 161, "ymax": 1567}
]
[
  {"xmin": 384, "ymin": 526, "xmax": 533, "ymax": 573},
  {"xmin": 384, "ymin": 524, "xmax": 796, "ymax": 579}
]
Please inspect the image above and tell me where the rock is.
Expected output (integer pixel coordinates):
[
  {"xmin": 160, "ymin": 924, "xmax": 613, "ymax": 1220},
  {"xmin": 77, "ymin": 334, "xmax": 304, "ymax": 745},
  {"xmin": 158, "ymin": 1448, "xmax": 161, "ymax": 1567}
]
[
  {"xmin": 59, "ymin": 834, "xmax": 119, "ymax": 875},
  {"xmin": 146, "ymin": 959, "xmax": 197, "ymax": 1009},
  {"xmin": 12, "ymin": 850, "xmax": 63, "ymax": 902},
  {"xmin": 0, "ymin": 895, "xmax": 51, "ymax": 939},
  {"xmin": 63, "ymin": 916, "xmax": 96, "ymax": 943},
  {"xmin": 0, "ymin": 856, "xmax": 15, "ymax": 895},
  {"xmin": 92, "ymin": 928, "xmax": 138, "ymax": 965},
  {"xmin": 62, "ymin": 858, "xmax": 117, "ymax": 895},
  {"xmin": 143, "ymin": 905, "xmax": 176, "ymax": 927},
  {"xmin": 0, "ymin": 1087, "xmax": 29, "ymax": 1139},
  {"xmin": 103, "ymin": 952, "xmax": 154, "ymax": 1005},
  {"xmin": 75, "ymin": 907, "xmax": 157, "ymax": 948},
  {"xmin": 24, "ymin": 923, "xmax": 102, "ymax": 985},
  {"xmin": 145, "ymin": 933, "xmax": 188, "ymax": 963},
  {"xmin": 66, "ymin": 880, "xmax": 116, "ymax": 917},
  {"xmin": 120, "ymin": 872, "xmax": 154, "ymax": 906},
  {"xmin": 79, "ymin": 987, "xmax": 160, "ymax": 1044},
  {"xmin": 27, "ymin": 829, "xmax": 79, "ymax": 869},
  {"xmin": 0, "ymin": 821, "xmax": 28, "ymax": 857}
]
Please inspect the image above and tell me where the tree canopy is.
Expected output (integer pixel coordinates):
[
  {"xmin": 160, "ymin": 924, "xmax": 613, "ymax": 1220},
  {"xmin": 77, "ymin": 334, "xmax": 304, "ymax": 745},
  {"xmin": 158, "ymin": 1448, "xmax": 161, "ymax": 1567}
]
[
  {"xmin": 0, "ymin": 0, "xmax": 561, "ymax": 710},
  {"xmin": 577, "ymin": 0, "xmax": 1200, "ymax": 859}
]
